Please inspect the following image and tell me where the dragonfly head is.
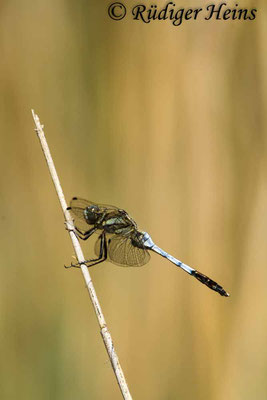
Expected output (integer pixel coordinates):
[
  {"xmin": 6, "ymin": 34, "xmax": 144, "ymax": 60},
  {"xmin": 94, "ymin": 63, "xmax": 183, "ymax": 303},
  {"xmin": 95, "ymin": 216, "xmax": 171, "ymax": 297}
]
[{"xmin": 84, "ymin": 205, "xmax": 101, "ymax": 224}]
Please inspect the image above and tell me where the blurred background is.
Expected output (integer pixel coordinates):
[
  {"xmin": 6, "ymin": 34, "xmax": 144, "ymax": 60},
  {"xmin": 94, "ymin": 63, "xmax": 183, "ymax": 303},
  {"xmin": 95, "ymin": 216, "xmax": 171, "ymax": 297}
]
[{"xmin": 0, "ymin": 0, "xmax": 266, "ymax": 399}]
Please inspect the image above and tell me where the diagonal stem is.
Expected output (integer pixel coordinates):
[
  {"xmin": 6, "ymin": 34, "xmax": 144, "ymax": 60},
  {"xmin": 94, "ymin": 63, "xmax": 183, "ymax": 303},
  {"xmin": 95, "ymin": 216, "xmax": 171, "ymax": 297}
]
[{"xmin": 31, "ymin": 110, "xmax": 132, "ymax": 400}]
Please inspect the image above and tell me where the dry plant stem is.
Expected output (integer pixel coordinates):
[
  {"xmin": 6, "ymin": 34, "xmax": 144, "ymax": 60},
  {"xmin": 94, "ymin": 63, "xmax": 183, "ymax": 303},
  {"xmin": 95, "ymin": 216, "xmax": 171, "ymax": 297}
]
[{"xmin": 31, "ymin": 110, "xmax": 132, "ymax": 400}]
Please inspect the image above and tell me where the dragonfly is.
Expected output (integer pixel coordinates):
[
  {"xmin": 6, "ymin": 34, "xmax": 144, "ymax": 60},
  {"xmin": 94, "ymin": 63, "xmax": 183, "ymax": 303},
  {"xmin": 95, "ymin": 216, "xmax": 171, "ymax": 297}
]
[{"xmin": 66, "ymin": 197, "xmax": 229, "ymax": 297}]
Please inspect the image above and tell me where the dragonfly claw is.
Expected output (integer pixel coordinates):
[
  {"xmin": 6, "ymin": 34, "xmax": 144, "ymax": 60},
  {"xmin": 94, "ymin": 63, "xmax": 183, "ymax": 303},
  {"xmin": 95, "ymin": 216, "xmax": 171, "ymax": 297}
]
[
  {"xmin": 65, "ymin": 260, "xmax": 95, "ymax": 268},
  {"xmin": 64, "ymin": 222, "xmax": 78, "ymax": 236},
  {"xmin": 64, "ymin": 261, "xmax": 80, "ymax": 269}
]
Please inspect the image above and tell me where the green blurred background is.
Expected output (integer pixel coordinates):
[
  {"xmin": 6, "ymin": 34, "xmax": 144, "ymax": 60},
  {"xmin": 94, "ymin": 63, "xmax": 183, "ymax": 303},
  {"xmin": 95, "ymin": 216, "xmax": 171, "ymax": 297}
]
[{"xmin": 0, "ymin": 0, "xmax": 266, "ymax": 399}]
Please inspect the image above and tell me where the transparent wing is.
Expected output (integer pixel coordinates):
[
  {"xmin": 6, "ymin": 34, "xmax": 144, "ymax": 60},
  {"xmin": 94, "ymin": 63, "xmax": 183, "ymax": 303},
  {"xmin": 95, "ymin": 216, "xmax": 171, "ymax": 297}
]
[
  {"xmin": 70, "ymin": 197, "xmax": 120, "ymax": 212},
  {"xmin": 102, "ymin": 235, "xmax": 150, "ymax": 267},
  {"xmin": 68, "ymin": 197, "xmax": 119, "ymax": 233},
  {"xmin": 68, "ymin": 198, "xmax": 93, "ymax": 232}
]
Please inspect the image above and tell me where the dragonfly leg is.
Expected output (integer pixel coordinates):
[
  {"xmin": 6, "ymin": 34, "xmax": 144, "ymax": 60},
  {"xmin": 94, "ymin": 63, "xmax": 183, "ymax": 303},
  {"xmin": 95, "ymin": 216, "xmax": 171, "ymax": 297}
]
[
  {"xmin": 64, "ymin": 222, "xmax": 95, "ymax": 240},
  {"xmin": 65, "ymin": 233, "xmax": 107, "ymax": 269},
  {"xmin": 84, "ymin": 233, "xmax": 108, "ymax": 268},
  {"xmin": 75, "ymin": 226, "xmax": 97, "ymax": 240}
]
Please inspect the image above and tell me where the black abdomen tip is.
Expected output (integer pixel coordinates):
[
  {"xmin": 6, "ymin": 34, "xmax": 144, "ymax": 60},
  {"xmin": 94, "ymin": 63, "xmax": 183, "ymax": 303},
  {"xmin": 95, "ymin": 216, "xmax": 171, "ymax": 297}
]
[
  {"xmin": 192, "ymin": 270, "xmax": 230, "ymax": 297},
  {"xmin": 72, "ymin": 197, "xmax": 78, "ymax": 200}
]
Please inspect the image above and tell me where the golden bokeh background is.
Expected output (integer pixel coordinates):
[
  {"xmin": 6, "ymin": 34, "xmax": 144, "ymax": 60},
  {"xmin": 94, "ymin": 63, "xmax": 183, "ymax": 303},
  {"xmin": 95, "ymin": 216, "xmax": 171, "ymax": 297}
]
[{"xmin": 0, "ymin": 1, "xmax": 266, "ymax": 399}]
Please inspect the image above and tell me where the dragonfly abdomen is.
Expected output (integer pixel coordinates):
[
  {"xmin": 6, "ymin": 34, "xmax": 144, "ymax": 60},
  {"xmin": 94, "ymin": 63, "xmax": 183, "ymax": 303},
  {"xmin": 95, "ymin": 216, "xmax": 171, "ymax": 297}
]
[{"xmin": 191, "ymin": 271, "xmax": 229, "ymax": 297}]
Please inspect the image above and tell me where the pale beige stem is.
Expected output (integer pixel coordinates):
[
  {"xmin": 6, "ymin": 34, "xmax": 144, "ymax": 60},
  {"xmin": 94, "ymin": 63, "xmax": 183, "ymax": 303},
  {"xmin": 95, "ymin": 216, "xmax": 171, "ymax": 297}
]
[{"xmin": 31, "ymin": 110, "xmax": 132, "ymax": 400}]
